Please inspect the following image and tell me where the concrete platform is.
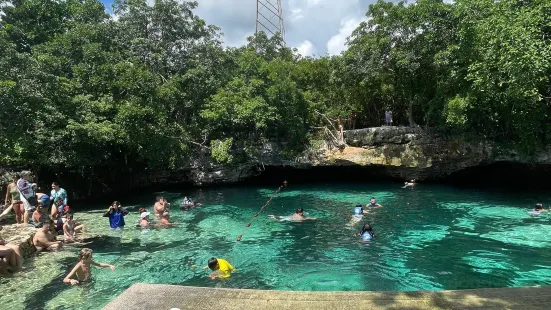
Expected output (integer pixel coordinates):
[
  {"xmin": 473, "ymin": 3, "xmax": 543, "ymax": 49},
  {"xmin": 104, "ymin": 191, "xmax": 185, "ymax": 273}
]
[{"xmin": 103, "ymin": 283, "xmax": 551, "ymax": 310}]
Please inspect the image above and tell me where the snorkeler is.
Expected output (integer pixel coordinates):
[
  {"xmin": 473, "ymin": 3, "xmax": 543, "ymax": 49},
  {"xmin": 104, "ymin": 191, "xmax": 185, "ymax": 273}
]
[
  {"xmin": 402, "ymin": 179, "xmax": 416, "ymax": 189},
  {"xmin": 268, "ymin": 208, "xmax": 316, "ymax": 222},
  {"xmin": 63, "ymin": 248, "xmax": 115, "ymax": 285},
  {"xmin": 356, "ymin": 223, "xmax": 375, "ymax": 242},
  {"xmin": 348, "ymin": 203, "xmax": 367, "ymax": 225}
]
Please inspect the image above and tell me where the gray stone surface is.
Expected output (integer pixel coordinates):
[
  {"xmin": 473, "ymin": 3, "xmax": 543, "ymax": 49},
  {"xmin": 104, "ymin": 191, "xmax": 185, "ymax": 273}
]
[
  {"xmin": 0, "ymin": 224, "xmax": 37, "ymax": 258},
  {"xmin": 103, "ymin": 283, "xmax": 551, "ymax": 310}
]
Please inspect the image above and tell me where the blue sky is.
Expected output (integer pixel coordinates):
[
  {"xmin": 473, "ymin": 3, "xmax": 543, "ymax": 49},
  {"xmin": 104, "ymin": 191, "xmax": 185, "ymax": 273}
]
[{"xmin": 100, "ymin": 0, "xmax": 376, "ymax": 56}]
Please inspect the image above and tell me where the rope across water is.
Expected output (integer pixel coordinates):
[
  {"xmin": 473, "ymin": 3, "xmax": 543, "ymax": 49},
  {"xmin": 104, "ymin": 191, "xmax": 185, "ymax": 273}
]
[{"xmin": 236, "ymin": 180, "xmax": 288, "ymax": 241}]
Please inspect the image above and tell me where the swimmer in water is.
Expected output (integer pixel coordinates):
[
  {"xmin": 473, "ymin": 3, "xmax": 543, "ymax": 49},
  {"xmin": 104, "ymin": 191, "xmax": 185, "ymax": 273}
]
[
  {"xmin": 63, "ymin": 248, "xmax": 115, "ymax": 285},
  {"xmin": 156, "ymin": 212, "xmax": 177, "ymax": 228},
  {"xmin": 366, "ymin": 197, "xmax": 382, "ymax": 208},
  {"xmin": 139, "ymin": 211, "xmax": 151, "ymax": 228},
  {"xmin": 355, "ymin": 223, "xmax": 375, "ymax": 242},
  {"xmin": 348, "ymin": 203, "xmax": 368, "ymax": 225},
  {"xmin": 530, "ymin": 203, "xmax": 547, "ymax": 215},
  {"xmin": 402, "ymin": 179, "xmax": 416, "ymax": 188},
  {"xmin": 268, "ymin": 208, "xmax": 316, "ymax": 222}
]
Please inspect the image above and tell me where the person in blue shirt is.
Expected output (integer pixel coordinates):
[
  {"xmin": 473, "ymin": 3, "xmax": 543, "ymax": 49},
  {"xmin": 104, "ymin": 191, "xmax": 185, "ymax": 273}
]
[
  {"xmin": 103, "ymin": 201, "xmax": 126, "ymax": 229},
  {"xmin": 356, "ymin": 223, "xmax": 375, "ymax": 242},
  {"xmin": 50, "ymin": 182, "xmax": 68, "ymax": 207}
]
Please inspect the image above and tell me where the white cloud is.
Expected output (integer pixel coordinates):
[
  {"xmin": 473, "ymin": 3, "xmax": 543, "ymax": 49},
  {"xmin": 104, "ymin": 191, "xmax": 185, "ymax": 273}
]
[
  {"xmin": 101, "ymin": 0, "xmax": 376, "ymax": 55},
  {"xmin": 296, "ymin": 40, "xmax": 315, "ymax": 57},
  {"xmin": 290, "ymin": 8, "xmax": 304, "ymax": 22},
  {"xmin": 327, "ymin": 17, "xmax": 366, "ymax": 56}
]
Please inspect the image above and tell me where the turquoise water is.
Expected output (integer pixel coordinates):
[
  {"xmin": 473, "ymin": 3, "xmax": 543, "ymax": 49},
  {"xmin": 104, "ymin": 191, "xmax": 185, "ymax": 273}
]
[{"xmin": 3, "ymin": 183, "xmax": 551, "ymax": 309}]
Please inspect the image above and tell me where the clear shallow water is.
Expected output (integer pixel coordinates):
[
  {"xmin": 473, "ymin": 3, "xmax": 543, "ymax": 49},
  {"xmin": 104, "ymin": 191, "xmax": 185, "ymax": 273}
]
[{"xmin": 2, "ymin": 183, "xmax": 551, "ymax": 309}]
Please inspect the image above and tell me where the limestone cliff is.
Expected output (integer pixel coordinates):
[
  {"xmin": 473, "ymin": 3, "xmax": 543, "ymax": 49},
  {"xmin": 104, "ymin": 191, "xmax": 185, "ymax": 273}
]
[
  {"xmin": 2, "ymin": 127, "xmax": 551, "ymax": 199},
  {"xmin": 189, "ymin": 127, "xmax": 551, "ymax": 185}
]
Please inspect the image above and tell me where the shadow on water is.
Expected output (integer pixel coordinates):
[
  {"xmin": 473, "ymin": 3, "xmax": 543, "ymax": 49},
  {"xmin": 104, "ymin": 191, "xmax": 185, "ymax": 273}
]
[{"xmin": 23, "ymin": 256, "xmax": 75, "ymax": 310}]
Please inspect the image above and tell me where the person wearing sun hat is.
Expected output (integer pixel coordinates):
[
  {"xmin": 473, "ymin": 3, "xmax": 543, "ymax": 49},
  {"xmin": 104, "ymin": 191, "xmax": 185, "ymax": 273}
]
[{"xmin": 139, "ymin": 211, "xmax": 151, "ymax": 229}]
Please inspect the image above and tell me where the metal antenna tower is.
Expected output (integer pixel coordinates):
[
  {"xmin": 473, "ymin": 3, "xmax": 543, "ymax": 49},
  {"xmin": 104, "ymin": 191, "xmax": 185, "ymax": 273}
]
[{"xmin": 255, "ymin": 0, "xmax": 285, "ymax": 43}]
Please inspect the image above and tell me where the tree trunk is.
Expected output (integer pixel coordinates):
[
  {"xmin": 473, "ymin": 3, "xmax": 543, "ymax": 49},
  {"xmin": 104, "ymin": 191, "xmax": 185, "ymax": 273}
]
[{"xmin": 407, "ymin": 86, "xmax": 417, "ymax": 127}]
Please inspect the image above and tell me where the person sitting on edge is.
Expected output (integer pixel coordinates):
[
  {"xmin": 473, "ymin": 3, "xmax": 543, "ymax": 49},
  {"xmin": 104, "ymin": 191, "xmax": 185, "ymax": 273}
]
[
  {"xmin": 0, "ymin": 236, "xmax": 23, "ymax": 275},
  {"xmin": 157, "ymin": 212, "xmax": 177, "ymax": 228},
  {"xmin": 32, "ymin": 202, "xmax": 50, "ymax": 226},
  {"xmin": 154, "ymin": 196, "xmax": 170, "ymax": 218},
  {"xmin": 203, "ymin": 257, "xmax": 235, "ymax": 279},
  {"xmin": 366, "ymin": 197, "xmax": 382, "ymax": 208},
  {"xmin": 56, "ymin": 205, "xmax": 71, "ymax": 234},
  {"xmin": 51, "ymin": 197, "xmax": 66, "ymax": 221},
  {"xmin": 103, "ymin": 201, "xmax": 126, "ymax": 229},
  {"xmin": 33, "ymin": 221, "xmax": 62, "ymax": 252},
  {"xmin": 63, "ymin": 213, "xmax": 86, "ymax": 243},
  {"xmin": 139, "ymin": 211, "xmax": 151, "ymax": 229},
  {"xmin": 356, "ymin": 223, "xmax": 375, "ymax": 242},
  {"xmin": 403, "ymin": 180, "xmax": 416, "ymax": 189},
  {"xmin": 63, "ymin": 248, "xmax": 115, "ymax": 286}
]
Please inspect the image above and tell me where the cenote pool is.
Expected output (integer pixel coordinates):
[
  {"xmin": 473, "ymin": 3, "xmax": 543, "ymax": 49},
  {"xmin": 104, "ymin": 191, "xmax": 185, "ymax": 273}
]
[{"xmin": 2, "ymin": 182, "xmax": 551, "ymax": 309}]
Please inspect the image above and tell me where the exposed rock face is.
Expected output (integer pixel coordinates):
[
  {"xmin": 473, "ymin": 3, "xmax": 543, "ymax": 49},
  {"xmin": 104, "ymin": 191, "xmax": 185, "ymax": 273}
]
[
  {"xmin": 190, "ymin": 126, "xmax": 551, "ymax": 184},
  {"xmin": 3, "ymin": 127, "xmax": 551, "ymax": 196},
  {"xmin": 0, "ymin": 224, "xmax": 37, "ymax": 258}
]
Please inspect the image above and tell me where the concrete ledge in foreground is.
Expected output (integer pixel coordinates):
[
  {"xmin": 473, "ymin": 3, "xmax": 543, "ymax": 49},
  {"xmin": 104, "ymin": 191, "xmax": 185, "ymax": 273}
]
[{"xmin": 103, "ymin": 283, "xmax": 551, "ymax": 310}]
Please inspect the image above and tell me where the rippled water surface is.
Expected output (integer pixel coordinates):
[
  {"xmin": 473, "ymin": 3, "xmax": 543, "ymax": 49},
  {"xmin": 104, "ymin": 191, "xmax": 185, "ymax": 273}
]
[{"xmin": 2, "ymin": 183, "xmax": 551, "ymax": 309}]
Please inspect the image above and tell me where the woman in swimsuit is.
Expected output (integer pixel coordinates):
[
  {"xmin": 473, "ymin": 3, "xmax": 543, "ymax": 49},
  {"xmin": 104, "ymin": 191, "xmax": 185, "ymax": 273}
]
[
  {"xmin": 4, "ymin": 176, "xmax": 24, "ymax": 224},
  {"xmin": 64, "ymin": 248, "xmax": 115, "ymax": 285}
]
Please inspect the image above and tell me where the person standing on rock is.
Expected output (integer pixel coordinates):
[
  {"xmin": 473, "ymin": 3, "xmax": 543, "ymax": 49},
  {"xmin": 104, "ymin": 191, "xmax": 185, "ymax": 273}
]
[
  {"xmin": 3, "ymin": 176, "xmax": 24, "ymax": 224},
  {"xmin": 17, "ymin": 171, "xmax": 37, "ymax": 225},
  {"xmin": 385, "ymin": 110, "xmax": 393, "ymax": 126},
  {"xmin": 50, "ymin": 182, "xmax": 68, "ymax": 209}
]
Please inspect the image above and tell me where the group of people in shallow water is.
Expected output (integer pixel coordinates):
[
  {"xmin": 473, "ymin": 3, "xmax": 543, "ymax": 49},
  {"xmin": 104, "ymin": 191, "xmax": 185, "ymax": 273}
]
[
  {"xmin": 1, "ymin": 172, "xmax": 80, "ymax": 275},
  {"xmin": 0, "ymin": 178, "xmax": 418, "ymax": 281}
]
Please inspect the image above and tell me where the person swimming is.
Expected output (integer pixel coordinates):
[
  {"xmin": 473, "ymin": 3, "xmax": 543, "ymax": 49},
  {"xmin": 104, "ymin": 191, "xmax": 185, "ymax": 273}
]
[
  {"xmin": 403, "ymin": 179, "xmax": 416, "ymax": 188},
  {"xmin": 366, "ymin": 197, "xmax": 382, "ymax": 208},
  {"xmin": 356, "ymin": 223, "xmax": 375, "ymax": 242},
  {"xmin": 347, "ymin": 204, "xmax": 367, "ymax": 226},
  {"xmin": 268, "ymin": 208, "xmax": 316, "ymax": 222},
  {"xmin": 530, "ymin": 203, "xmax": 546, "ymax": 216}
]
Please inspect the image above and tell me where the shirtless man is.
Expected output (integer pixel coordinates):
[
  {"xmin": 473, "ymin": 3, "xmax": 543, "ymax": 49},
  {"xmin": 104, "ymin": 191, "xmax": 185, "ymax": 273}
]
[
  {"xmin": 153, "ymin": 196, "xmax": 170, "ymax": 219},
  {"xmin": 63, "ymin": 248, "xmax": 115, "ymax": 285},
  {"xmin": 157, "ymin": 212, "xmax": 177, "ymax": 228},
  {"xmin": 0, "ymin": 237, "xmax": 23, "ymax": 274},
  {"xmin": 269, "ymin": 208, "xmax": 316, "ymax": 222},
  {"xmin": 33, "ymin": 221, "xmax": 62, "ymax": 252}
]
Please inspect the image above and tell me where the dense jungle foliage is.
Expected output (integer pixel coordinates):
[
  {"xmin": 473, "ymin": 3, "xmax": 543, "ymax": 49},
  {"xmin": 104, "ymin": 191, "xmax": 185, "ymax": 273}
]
[{"xmin": 1, "ymin": 0, "xmax": 550, "ymax": 173}]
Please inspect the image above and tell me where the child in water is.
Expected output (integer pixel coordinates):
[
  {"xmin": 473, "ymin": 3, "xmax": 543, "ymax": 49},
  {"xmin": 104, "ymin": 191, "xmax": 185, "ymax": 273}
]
[
  {"xmin": 63, "ymin": 248, "xmax": 115, "ymax": 285},
  {"xmin": 356, "ymin": 224, "xmax": 375, "ymax": 242},
  {"xmin": 203, "ymin": 257, "xmax": 235, "ymax": 279}
]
